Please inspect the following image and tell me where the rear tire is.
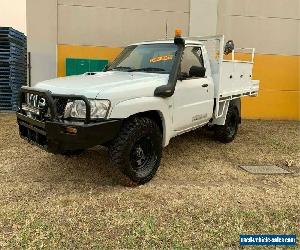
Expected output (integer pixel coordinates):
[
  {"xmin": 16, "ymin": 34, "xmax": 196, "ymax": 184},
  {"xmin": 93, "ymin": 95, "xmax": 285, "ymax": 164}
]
[
  {"xmin": 214, "ymin": 104, "xmax": 239, "ymax": 143},
  {"xmin": 109, "ymin": 117, "xmax": 162, "ymax": 185}
]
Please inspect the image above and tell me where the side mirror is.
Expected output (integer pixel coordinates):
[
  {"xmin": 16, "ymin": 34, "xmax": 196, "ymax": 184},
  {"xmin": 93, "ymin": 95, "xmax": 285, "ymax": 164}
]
[
  {"xmin": 189, "ymin": 66, "xmax": 206, "ymax": 78},
  {"xmin": 224, "ymin": 40, "xmax": 234, "ymax": 55}
]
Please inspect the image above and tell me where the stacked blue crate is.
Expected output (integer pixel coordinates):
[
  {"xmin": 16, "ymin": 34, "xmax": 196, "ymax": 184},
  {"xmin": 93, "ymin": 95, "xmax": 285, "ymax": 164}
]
[{"xmin": 0, "ymin": 27, "xmax": 27, "ymax": 111}]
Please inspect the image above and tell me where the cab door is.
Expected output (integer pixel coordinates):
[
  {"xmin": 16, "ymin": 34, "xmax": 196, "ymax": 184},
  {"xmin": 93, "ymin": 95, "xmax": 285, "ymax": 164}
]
[{"xmin": 172, "ymin": 46, "xmax": 214, "ymax": 132}]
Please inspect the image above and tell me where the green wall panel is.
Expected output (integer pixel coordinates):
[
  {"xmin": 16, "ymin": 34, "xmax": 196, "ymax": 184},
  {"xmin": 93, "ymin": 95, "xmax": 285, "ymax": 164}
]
[{"xmin": 66, "ymin": 58, "xmax": 109, "ymax": 76}]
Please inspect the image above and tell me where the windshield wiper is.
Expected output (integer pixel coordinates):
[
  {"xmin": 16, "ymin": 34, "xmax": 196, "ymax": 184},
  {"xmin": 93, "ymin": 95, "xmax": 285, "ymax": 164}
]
[
  {"xmin": 109, "ymin": 66, "xmax": 133, "ymax": 72},
  {"xmin": 128, "ymin": 67, "xmax": 166, "ymax": 72}
]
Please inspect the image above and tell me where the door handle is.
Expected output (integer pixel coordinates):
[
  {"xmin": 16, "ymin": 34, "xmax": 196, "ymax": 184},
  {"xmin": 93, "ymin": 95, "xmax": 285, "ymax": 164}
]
[{"xmin": 202, "ymin": 83, "xmax": 208, "ymax": 88}]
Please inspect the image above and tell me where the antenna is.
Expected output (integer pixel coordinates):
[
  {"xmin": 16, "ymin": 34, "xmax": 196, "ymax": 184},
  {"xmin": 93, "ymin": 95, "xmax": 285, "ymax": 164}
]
[{"xmin": 165, "ymin": 19, "xmax": 168, "ymax": 40}]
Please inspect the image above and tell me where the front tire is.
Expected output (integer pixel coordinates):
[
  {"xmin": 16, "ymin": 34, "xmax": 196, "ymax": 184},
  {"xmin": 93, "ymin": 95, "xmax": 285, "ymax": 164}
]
[
  {"xmin": 61, "ymin": 149, "xmax": 85, "ymax": 156},
  {"xmin": 109, "ymin": 117, "xmax": 162, "ymax": 185},
  {"xmin": 214, "ymin": 104, "xmax": 239, "ymax": 143}
]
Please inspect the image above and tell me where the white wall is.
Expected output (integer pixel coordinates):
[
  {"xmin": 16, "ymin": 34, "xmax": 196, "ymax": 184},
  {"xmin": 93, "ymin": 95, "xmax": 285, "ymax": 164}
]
[
  {"xmin": 27, "ymin": 0, "xmax": 57, "ymax": 85},
  {"xmin": 0, "ymin": 0, "xmax": 26, "ymax": 34},
  {"xmin": 218, "ymin": 0, "xmax": 300, "ymax": 55},
  {"xmin": 26, "ymin": 0, "xmax": 222, "ymax": 84},
  {"xmin": 58, "ymin": 0, "xmax": 190, "ymax": 47},
  {"xmin": 189, "ymin": 0, "xmax": 219, "ymax": 36}
]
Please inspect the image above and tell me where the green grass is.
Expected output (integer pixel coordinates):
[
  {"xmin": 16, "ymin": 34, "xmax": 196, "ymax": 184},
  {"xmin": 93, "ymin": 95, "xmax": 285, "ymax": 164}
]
[
  {"xmin": 2, "ymin": 207, "xmax": 298, "ymax": 249},
  {"xmin": 0, "ymin": 115, "xmax": 299, "ymax": 249}
]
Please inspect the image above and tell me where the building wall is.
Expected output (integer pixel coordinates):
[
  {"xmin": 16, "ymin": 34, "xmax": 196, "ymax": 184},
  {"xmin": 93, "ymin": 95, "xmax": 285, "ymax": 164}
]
[
  {"xmin": 56, "ymin": 0, "xmax": 191, "ymax": 78},
  {"xmin": 27, "ymin": 0, "xmax": 192, "ymax": 84},
  {"xmin": 218, "ymin": 0, "xmax": 300, "ymax": 120},
  {"xmin": 57, "ymin": 0, "xmax": 190, "ymax": 47},
  {"xmin": 26, "ymin": 0, "xmax": 57, "ymax": 85},
  {"xmin": 27, "ymin": 0, "xmax": 220, "ymax": 82},
  {"xmin": 189, "ymin": 0, "xmax": 218, "ymax": 36}
]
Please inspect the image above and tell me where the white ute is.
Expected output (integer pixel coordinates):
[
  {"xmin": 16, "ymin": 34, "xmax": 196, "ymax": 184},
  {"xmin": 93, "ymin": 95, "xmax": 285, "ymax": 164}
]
[{"xmin": 17, "ymin": 30, "xmax": 259, "ymax": 185}]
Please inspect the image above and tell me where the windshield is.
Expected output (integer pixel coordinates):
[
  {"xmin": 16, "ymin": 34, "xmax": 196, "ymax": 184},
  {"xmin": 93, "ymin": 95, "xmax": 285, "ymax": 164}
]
[{"xmin": 107, "ymin": 43, "xmax": 178, "ymax": 74}]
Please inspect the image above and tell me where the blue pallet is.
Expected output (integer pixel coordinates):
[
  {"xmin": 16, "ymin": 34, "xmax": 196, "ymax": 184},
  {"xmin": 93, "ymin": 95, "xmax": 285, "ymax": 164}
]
[
  {"xmin": 0, "ymin": 98, "xmax": 12, "ymax": 102},
  {"xmin": 9, "ymin": 84, "xmax": 26, "ymax": 89},
  {"xmin": 0, "ymin": 27, "xmax": 26, "ymax": 38},
  {"xmin": 0, "ymin": 62, "xmax": 26, "ymax": 67},
  {"xmin": 0, "ymin": 84, "xmax": 25, "ymax": 89},
  {"xmin": 0, "ymin": 94, "xmax": 13, "ymax": 99},
  {"xmin": 0, "ymin": 70, "xmax": 26, "ymax": 76},
  {"xmin": 1, "ymin": 77, "xmax": 26, "ymax": 82},
  {"xmin": 0, "ymin": 105, "xmax": 14, "ymax": 111},
  {"xmin": 0, "ymin": 68, "xmax": 26, "ymax": 73},
  {"xmin": 0, "ymin": 90, "xmax": 13, "ymax": 95},
  {"xmin": 8, "ymin": 79, "xmax": 27, "ymax": 85},
  {"xmin": 0, "ymin": 42, "xmax": 25, "ymax": 50},
  {"xmin": 0, "ymin": 77, "xmax": 26, "ymax": 84},
  {"xmin": 0, "ymin": 64, "xmax": 26, "ymax": 70},
  {"xmin": 0, "ymin": 28, "xmax": 26, "ymax": 46},
  {"xmin": 0, "ymin": 39, "xmax": 26, "ymax": 48},
  {"xmin": 0, "ymin": 72, "xmax": 26, "ymax": 77},
  {"xmin": 0, "ymin": 100, "xmax": 18, "ymax": 106},
  {"xmin": 0, "ymin": 103, "xmax": 13, "ymax": 108},
  {"xmin": 0, "ymin": 75, "xmax": 26, "ymax": 80},
  {"xmin": 0, "ymin": 57, "xmax": 26, "ymax": 64},
  {"xmin": 0, "ymin": 32, "xmax": 26, "ymax": 42},
  {"xmin": 0, "ymin": 36, "xmax": 26, "ymax": 44},
  {"xmin": 0, "ymin": 47, "xmax": 26, "ymax": 56},
  {"xmin": 0, "ymin": 107, "xmax": 14, "ymax": 111},
  {"xmin": 0, "ymin": 97, "xmax": 19, "ymax": 102},
  {"xmin": 0, "ymin": 67, "xmax": 26, "ymax": 73},
  {"xmin": 0, "ymin": 78, "xmax": 25, "ymax": 84},
  {"xmin": 0, "ymin": 85, "xmax": 12, "ymax": 89},
  {"xmin": 0, "ymin": 54, "xmax": 26, "ymax": 62},
  {"xmin": 0, "ymin": 46, "xmax": 26, "ymax": 53},
  {"xmin": 0, "ymin": 53, "xmax": 26, "ymax": 61},
  {"xmin": 0, "ymin": 66, "xmax": 26, "ymax": 72},
  {"xmin": 0, "ymin": 30, "xmax": 25, "ymax": 38}
]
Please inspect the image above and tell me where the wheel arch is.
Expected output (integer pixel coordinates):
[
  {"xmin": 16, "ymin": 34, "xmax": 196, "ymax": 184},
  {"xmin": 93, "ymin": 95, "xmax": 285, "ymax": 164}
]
[
  {"xmin": 108, "ymin": 97, "xmax": 172, "ymax": 147},
  {"xmin": 211, "ymin": 98, "xmax": 241, "ymax": 126},
  {"xmin": 230, "ymin": 98, "xmax": 241, "ymax": 123}
]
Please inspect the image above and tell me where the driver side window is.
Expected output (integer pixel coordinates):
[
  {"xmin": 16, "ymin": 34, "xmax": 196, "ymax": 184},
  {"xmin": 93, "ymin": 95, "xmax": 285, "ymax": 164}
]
[{"xmin": 180, "ymin": 46, "xmax": 205, "ymax": 79}]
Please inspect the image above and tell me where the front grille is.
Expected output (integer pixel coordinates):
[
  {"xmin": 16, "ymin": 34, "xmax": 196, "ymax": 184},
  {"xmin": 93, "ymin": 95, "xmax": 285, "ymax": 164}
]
[
  {"xmin": 53, "ymin": 97, "xmax": 68, "ymax": 118},
  {"xmin": 20, "ymin": 93, "xmax": 68, "ymax": 122},
  {"xmin": 21, "ymin": 93, "xmax": 52, "ymax": 121},
  {"xmin": 18, "ymin": 87, "xmax": 92, "ymax": 124}
]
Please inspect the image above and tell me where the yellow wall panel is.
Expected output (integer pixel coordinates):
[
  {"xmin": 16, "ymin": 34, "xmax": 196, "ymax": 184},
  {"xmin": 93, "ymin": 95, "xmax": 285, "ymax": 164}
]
[
  {"xmin": 242, "ymin": 90, "xmax": 300, "ymax": 120},
  {"xmin": 229, "ymin": 53, "xmax": 299, "ymax": 91},
  {"xmin": 230, "ymin": 53, "xmax": 299, "ymax": 120},
  {"xmin": 57, "ymin": 44, "xmax": 123, "ymax": 77},
  {"xmin": 252, "ymin": 54, "xmax": 299, "ymax": 91}
]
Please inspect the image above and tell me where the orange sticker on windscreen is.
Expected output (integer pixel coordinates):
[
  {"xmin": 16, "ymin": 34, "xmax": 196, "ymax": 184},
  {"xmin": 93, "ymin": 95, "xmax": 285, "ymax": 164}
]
[{"xmin": 150, "ymin": 55, "xmax": 173, "ymax": 63}]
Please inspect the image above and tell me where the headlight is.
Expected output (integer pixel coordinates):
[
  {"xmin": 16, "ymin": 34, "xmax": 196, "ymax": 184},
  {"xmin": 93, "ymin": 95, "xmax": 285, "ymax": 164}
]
[{"xmin": 64, "ymin": 99, "xmax": 110, "ymax": 119}]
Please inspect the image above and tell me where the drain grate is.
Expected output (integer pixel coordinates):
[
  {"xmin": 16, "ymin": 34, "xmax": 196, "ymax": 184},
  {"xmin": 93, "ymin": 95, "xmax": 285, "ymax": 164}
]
[{"xmin": 240, "ymin": 165, "xmax": 291, "ymax": 174}]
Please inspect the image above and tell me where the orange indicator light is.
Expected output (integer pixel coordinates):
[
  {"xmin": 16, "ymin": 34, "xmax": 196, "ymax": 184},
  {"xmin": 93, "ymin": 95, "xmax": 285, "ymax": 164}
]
[
  {"xmin": 65, "ymin": 127, "xmax": 77, "ymax": 135},
  {"xmin": 175, "ymin": 28, "xmax": 182, "ymax": 37}
]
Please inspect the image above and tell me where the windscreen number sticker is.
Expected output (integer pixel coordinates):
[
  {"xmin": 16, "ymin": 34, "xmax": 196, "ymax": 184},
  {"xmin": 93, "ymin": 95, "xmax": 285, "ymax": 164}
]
[{"xmin": 150, "ymin": 55, "xmax": 173, "ymax": 63}]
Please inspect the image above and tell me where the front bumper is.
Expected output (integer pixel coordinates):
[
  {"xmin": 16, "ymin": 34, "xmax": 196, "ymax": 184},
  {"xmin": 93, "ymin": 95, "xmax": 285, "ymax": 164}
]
[
  {"xmin": 17, "ymin": 113, "xmax": 122, "ymax": 154},
  {"xmin": 17, "ymin": 87, "xmax": 122, "ymax": 154}
]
